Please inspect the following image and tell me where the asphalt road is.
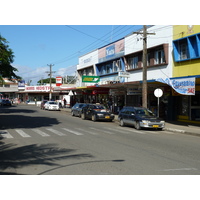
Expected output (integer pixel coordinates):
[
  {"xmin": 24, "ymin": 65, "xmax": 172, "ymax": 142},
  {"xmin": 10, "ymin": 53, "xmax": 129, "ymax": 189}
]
[{"xmin": 1, "ymin": 104, "xmax": 200, "ymax": 175}]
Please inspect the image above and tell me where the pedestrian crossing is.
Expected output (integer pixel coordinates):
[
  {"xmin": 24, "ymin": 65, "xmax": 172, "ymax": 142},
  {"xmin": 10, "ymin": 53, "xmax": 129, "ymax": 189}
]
[{"xmin": 0, "ymin": 126, "xmax": 174, "ymax": 139}]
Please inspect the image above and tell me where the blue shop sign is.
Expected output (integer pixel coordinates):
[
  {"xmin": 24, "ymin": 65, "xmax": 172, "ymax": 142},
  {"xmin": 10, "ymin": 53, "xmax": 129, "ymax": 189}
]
[{"xmin": 106, "ymin": 45, "xmax": 115, "ymax": 59}]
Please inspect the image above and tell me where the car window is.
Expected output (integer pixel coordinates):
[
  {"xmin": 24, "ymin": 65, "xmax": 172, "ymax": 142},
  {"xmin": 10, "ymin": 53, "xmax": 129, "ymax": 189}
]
[
  {"xmin": 94, "ymin": 105, "xmax": 106, "ymax": 109},
  {"xmin": 136, "ymin": 109, "xmax": 154, "ymax": 116},
  {"xmin": 49, "ymin": 102, "xmax": 57, "ymax": 105}
]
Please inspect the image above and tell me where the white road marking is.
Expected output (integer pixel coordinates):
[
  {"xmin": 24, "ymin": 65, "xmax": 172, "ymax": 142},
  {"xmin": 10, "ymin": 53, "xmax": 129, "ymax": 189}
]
[
  {"xmin": 46, "ymin": 128, "xmax": 66, "ymax": 136},
  {"xmin": 89, "ymin": 127, "xmax": 113, "ymax": 134},
  {"xmin": 62, "ymin": 128, "xmax": 83, "ymax": 135},
  {"xmin": 15, "ymin": 129, "xmax": 31, "ymax": 138},
  {"xmin": 31, "ymin": 129, "xmax": 50, "ymax": 137},
  {"xmin": 75, "ymin": 128, "xmax": 98, "ymax": 135},
  {"xmin": 161, "ymin": 168, "xmax": 198, "ymax": 172},
  {"xmin": 0, "ymin": 130, "xmax": 13, "ymax": 138}
]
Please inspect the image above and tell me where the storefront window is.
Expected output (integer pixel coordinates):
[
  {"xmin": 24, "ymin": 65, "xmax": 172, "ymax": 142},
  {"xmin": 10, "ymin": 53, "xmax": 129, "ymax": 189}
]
[{"xmin": 178, "ymin": 96, "xmax": 189, "ymax": 116}]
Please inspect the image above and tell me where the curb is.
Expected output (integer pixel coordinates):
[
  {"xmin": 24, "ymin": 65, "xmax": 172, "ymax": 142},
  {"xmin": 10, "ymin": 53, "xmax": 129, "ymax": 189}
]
[{"xmin": 60, "ymin": 108, "xmax": 200, "ymax": 137}]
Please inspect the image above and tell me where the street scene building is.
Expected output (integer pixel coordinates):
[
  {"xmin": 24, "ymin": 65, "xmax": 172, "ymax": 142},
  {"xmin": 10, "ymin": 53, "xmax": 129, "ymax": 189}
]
[{"xmin": 1, "ymin": 25, "xmax": 200, "ymax": 124}]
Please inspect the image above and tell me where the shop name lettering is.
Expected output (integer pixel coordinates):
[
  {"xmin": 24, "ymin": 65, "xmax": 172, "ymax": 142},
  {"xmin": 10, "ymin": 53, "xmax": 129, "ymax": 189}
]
[
  {"xmin": 26, "ymin": 86, "xmax": 52, "ymax": 91},
  {"xmin": 83, "ymin": 57, "xmax": 92, "ymax": 64},
  {"xmin": 83, "ymin": 77, "xmax": 99, "ymax": 82},
  {"xmin": 172, "ymin": 80, "xmax": 195, "ymax": 94},
  {"xmin": 106, "ymin": 45, "xmax": 115, "ymax": 57}
]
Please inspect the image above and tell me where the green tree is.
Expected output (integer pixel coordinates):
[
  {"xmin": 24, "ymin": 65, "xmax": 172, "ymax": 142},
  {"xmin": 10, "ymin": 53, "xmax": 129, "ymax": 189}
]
[
  {"xmin": 37, "ymin": 78, "xmax": 56, "ymax": 85},
  {"xmin": 0, "ymin": 35, "xmax": 21, "ymax": 80}
]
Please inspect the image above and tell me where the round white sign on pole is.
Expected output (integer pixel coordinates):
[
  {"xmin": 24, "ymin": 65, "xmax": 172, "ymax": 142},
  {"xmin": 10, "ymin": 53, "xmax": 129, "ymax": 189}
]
[{"xmin": 154, "ymin": 88, "xmax": 163, "ymax": 98}]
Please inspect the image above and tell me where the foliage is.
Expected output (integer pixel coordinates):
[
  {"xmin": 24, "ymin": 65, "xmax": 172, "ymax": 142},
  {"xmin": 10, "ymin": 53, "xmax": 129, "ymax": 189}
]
[
  {"xmin": 37, "ymin": 78, "xmax": 56, "ymax": 84},
  {"xmin": 0, "ymin": 35, "xmax": 21, "ymax": 80}
]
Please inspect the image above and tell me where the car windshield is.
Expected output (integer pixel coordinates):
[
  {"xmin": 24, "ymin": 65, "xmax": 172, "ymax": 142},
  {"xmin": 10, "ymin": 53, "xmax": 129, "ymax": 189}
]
[
  {"xmin": 135, "ymin": 109, "xmax": 154, "ymax": 116},
  {"xmin": 49, "ymin": 102, "xmax": 58, "ymax": 105},
  {"xmin": 93, "ymin": 105, "xmax": 106, "ymax": 109}
]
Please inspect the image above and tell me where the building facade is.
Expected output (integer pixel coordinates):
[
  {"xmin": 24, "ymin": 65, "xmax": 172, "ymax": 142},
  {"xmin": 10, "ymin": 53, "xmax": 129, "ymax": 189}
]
[
  {"xmin": 74, "ymin": 25, "xmax": 173, "ymax": 116},
  {"xmin": 171, "ymin": 25, "xmax": 200, "ymax": 123}
]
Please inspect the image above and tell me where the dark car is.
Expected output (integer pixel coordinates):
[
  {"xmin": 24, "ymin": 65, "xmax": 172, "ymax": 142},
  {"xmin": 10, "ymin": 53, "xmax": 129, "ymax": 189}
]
[
  {"xmin": 1, "ymin": 99, "xmax": 12, "ymax": 106},
  {"xmin": 118, "ymin": 106, "xmax": 165, "ymax": 130},
  {"xmin": 71, "ymin": 103, "xmax": 88, "ymax": 117},
  {"xmin": 81, "ymin": 104, "xmax": 115, "ymax": 122},
  {"xmin": 40, "ymin": 100, "xmax": 48, "ymax": 110}
]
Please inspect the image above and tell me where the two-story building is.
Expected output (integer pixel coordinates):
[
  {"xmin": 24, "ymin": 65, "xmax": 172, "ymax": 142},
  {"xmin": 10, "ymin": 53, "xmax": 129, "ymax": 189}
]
[
  {"xmin": 171, "ymin": 25, "xmax": 200, "ymax": 123},
  {"xmin": 73, "ymin": 25, "xmax": 173, "ymax": 116}
]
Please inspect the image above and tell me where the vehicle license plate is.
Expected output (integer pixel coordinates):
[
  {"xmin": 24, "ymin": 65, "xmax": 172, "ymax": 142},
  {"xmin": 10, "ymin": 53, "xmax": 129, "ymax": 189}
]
[
  {"xmin": 153, "ymin": 125, "xmax": 159, "ymax": 128},
  {"xmin": 105, "ymin": 116, "xmax": 110, "ymax": 119}
]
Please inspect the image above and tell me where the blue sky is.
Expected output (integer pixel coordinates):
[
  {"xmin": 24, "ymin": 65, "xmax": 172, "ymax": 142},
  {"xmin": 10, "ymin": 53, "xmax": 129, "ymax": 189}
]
[{"xmin": 0, "ymin": 25, "xmax": 142, "ymax": 84}]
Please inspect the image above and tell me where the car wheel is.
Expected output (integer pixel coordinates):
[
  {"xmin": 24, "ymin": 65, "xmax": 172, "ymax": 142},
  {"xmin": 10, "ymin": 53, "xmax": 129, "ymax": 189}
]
[
  {"xmin": 92, "ymin": 115, "xmax": 97, "ymax": 122},
  {"xmin": 81, "ymin": 113, "xmax": 86, "ymax": 120},
  {"xmin": 135, "ymin": 121, "xmax": 141, "ymax": 130},
  {"xmin": 119, "ymin": 119, "xmax": 125, "ymax": 127}
]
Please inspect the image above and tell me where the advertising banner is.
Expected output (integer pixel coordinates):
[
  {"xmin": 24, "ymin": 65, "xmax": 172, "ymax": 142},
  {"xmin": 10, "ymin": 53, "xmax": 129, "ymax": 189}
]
[
  {"xmin": 25, "ymin": 86, "xmax": 52, "ymax": 92},
  {"xmin": 82, "ymin": 76, "xmax": 100, "ymax": 83},
  {"xmin": 156, "ymin": 77, "xmax": 195, "ymax": 95},
  {"xmin": 98, "ymin": 39, "xmax": 124, "ymax": 63},
  {"xmin": 56, "ymin": 77, "xmax": 62, "ymax": 86},
  {"xmin": 18, "ymin": 80, "xmax": 25, "ymax": 88}
]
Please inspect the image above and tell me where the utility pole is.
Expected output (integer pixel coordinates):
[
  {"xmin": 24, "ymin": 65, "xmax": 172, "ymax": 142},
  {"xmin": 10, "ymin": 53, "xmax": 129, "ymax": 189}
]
[
  {"xmin": 132, "ymin": 26, "xmax": 155, "ymax": 108},
  {"xmin": 142, "ymin": 25, "xmax": 148, "ymax": 108},
  {"xmin": 46, "ymin": 64, "xmax": 55, "ymax": 100}
]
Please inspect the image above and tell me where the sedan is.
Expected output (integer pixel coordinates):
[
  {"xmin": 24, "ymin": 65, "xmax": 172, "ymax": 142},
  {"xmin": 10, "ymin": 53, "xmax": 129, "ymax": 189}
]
[
  {"xmin": 44, "ymin": 101, "xmax": 60, "ymax": 111},
  {"xmin": 81, "ymin": 104, "xmax": 115, "ymax": 122},
  {"xmin": 1, "ymin": 99, "xmax": 12, "ymax": 106},
  {"xmin": 118, "ymin": 106, "xmax": 165, "ymax": 130},
  {"xmin": 71, "ymin": 103, "xmax": 88, "ymax": 117}
]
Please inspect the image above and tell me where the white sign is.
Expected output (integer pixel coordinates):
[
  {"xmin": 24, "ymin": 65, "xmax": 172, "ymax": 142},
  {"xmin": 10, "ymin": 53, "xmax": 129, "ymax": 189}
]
[
  {"xmin": 118, "ymin": 71, "xmax": 130, "ymax": 78},
  {"xmin": 25, "ymin": 86, "xmax": 53, "ymax": 92},
  {"xmin": 154, "ymin": 88, "xmax": 163, "ymax": 98},
  {"xmin": 156, "ymin": 77, "xmax": 195, "ymax": 95}
]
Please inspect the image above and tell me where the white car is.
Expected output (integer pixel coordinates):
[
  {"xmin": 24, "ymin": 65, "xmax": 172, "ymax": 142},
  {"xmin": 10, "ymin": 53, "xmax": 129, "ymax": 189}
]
[{"xmin": 44, "ymin": 101, "xmax": 60, "ymax": 111}]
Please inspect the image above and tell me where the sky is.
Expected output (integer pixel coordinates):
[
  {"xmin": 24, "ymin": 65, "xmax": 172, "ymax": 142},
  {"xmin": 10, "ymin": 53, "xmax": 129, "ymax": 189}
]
[{"xmin": 0, "ymin": 25, "xmax": 143, "ymax": 85}]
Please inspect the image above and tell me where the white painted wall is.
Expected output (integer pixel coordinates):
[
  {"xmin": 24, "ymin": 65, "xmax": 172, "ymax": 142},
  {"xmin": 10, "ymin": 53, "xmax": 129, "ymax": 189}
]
[
  {"xmin": 78, "ymin": 49, "xmax": 98, "ymax": 70},
  {"xmin": 125, "ymin": 25, "xmax": 173, "ymax": 82}
]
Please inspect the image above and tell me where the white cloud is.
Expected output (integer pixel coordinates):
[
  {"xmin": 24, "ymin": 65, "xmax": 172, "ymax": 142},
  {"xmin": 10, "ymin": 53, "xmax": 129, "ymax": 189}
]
[{"xmin": 15, "ymin": 64, "xmax": 77, "ymax": 85}]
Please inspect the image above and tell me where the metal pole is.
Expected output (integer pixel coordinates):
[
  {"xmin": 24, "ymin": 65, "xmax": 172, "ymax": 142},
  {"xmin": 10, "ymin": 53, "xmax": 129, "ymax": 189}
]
[
  {"xmin": 142, "ymin": 25, "xmax": 147, "ymax": 108},
  {"xmin": 157, "ymin": 96, "xmax": 160, "ymax": 118}
]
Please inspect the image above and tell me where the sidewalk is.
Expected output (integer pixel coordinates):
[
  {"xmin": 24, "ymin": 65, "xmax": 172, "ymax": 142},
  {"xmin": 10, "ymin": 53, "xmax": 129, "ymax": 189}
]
[{"xmin": 60, "ymin": 107, "xmax": 200, "ymax": 137}]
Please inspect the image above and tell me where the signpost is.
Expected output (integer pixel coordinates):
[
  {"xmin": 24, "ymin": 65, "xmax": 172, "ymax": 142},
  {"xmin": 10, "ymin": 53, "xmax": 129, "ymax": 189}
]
[{"xmin": 154, "ymin": 88, "xmax": 163, "ymax": 118}]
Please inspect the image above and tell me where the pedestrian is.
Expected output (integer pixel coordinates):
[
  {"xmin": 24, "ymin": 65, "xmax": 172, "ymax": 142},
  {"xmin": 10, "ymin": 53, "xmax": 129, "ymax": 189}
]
[
  {"xmin": 63, "ymin": 98, "xmax": 66, "ymax": 108},
  {"xmin": 34, "ymin": 98, "xmax": 37, "ymax": 105}
]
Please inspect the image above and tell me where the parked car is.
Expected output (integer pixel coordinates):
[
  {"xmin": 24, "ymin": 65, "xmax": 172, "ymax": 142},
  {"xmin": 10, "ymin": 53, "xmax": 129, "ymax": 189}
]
[
  {"xmin": 40, "ymin": 100, "xmax": 48, "ymax": 110},
  {"xmin": 118, "ymin": 106, "xmax": 165, "ymax": 130},
  {"xmin": 1, "ymin": 99, "xmax": 12, "ymax": 106},
  {"xmin": 44, "ymin": 101, "xmax": 60, "ymax": 111},
  {"xmin": 81, "ymin": 104, "xmax": 115, "ymax": 122},
  {"xmin": 71, "ymin": 103, "xmax": 88, "ymax": 117}
]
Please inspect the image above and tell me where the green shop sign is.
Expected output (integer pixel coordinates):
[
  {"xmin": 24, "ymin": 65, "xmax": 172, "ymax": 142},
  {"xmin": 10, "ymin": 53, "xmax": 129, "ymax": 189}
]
[{"xmin": 82, "ymin": 76, "xmax": 100, "ymax": 83}]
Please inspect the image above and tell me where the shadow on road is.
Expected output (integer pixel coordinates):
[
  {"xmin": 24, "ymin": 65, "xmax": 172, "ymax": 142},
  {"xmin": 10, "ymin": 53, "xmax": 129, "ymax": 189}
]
[
  {"xmin": 0, "ymin": 142, "xmax": 93, "ymax": 175},
  {"xmin": 0, "ymin": 115, "xmax": 60, "ymax": 129},
  {"xmin": 0, "ymin": 106, "xmax": 61, "ymax": 129}
]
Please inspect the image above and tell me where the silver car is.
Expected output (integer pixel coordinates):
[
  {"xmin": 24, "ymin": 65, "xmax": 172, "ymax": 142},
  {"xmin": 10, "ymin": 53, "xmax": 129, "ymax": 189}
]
[
  {"xmin": 118, "ymin": 107, "xmax": 165, "ymax": 130},
  {"xmin": 44, "ymin": 101, "xmax": 60, "ymax": 111}
]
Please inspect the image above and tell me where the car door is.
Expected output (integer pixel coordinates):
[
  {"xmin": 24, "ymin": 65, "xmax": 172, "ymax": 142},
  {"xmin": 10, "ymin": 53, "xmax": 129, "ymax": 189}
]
[
  {"xmin": 85, "ymin": 105, "xmax": 93, "ymax": 119},
  {"xmin": 126, "ymin": 108, "xmax": 136, "ymax": 126},
  {"xmin": 121, "ymin": 108, "xmax": 129, "ymax": 124}
]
